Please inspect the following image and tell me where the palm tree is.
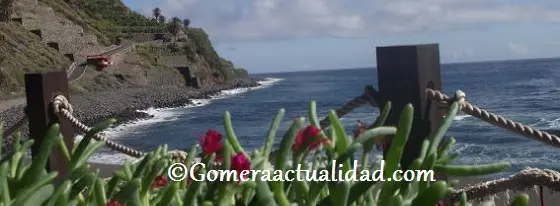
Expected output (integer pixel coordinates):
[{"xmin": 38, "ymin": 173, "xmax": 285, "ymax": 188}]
[
  {"xmin": 152, "ymin": 7, "xmax": 161, "ymax": 20},
  {"xmin": 171, "ymin": 17, "xmax": 181, "ymax": 24},
  {"xmin": 158, "ymin": 15, "xmax": 166, "ymax": 23},
  {"xmin": 182, "ymin": 19, "xmax": 191, "ymax": 28},
  {"xmin": 168, "ymin": 17, "xmax": 183, "ymax": 40}
]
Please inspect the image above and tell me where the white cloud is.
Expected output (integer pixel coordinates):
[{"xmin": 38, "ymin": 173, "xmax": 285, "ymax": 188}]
[{"xmin": 137, "ymin": 0, "xmax": 560, "ymax": 41}]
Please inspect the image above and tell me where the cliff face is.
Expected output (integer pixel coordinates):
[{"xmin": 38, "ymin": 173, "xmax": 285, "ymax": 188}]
[
  {"xmin": 0, "ymin": 21, "xmax": 72, "ymax": 98},
  {"xmin": 0, "ymin": 0, "xmax": 249, "ymax": 98}
]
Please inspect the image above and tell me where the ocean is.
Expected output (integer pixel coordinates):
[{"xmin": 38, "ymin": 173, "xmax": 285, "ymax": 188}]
[{"xmin": 88, "ymin": 58, "xmax": 560, "ymax": 177}]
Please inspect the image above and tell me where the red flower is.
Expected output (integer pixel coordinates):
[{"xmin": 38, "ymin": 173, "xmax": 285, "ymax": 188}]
[
  {"xmin": 292, "ymin": 125, "xmax": 328, "ymax": 152},
  {"xmin": 436, "ymin": 200, "xmax": 445, "ymax": 206},
  {"xmin": 151, "ymin": 175, "xmax": 168, "ymax": 189},
  {"xmin": 231, "ymin": 152, "xmax": 251, "ymax": 180},
  {"xmin": 106, "ymin": 200, "xmax": 120, "ymax": 206},
  {"xmin": 200, "ymin": 129, "xmax": 223, "ymax": 157},
  {"xmin": 309, "ymin": 138, "xmax": 329, "ymax": 149}
]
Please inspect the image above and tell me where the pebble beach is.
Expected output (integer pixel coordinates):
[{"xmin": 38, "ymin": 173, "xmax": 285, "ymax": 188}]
[{"xmin": 0, "ymin": 78, "xmax": 260, "ymax": 152}]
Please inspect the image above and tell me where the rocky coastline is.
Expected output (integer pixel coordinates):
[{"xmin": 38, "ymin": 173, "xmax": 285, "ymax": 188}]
[{"xmin": 0, "ymin": 78, "xmax": 260, "ymax": 151}]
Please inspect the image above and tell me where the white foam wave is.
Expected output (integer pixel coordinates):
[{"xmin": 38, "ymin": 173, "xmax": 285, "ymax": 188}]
[
  {"xmin": 89, "ymin": 151, "xmax": 138, "ymax": 165},
  {"xmin": 210, "ymin": 87, "xmax": 251, "ymax": 99},
  {"xmin": 187, "ymin": 98, "xmax": 212, "ymax": 108},
  {"xmin": 101, "ymin": 107, "xmax": 182, "ymax": 138},
  {"xmin": 256, "ymin": 77, "xmax": 284, "ymax": 88},
  {"xmin": 86, "ymin": 77, "xmax": 284, "ymax": 164},
  {"xmin": 454, "ymin": 115, "xmax": 472, "ymax": 121},
  {"xmin": 529, "ymin": 117, "xmax": 560, "ymax": 130},
  {"xmin": 210, "ymin": 77, "xmax": 284, "ymax": 99},
  {"xmin": 452, "ymin": 142, "xmax": 560, "ymax": 172},
  {"xmin": 542, "ymin": 118, "xmax": 560, "ymax": 130}
]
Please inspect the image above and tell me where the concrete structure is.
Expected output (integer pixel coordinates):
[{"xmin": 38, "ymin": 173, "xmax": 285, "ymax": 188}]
[
  {"xmin": 64, "ymin": 53, "xmax": 74, "ymax": 62},
  {"xmin": 11, "ymin": 0, "xmax": 107, "ymax": 60},
  {"xmin": 46, "ymin": 42, "xmax": 59, "ymax": 51}
]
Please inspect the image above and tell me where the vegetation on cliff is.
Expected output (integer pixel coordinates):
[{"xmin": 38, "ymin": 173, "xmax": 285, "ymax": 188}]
[
  {"xmin": 0, "ymin": 22, "xmax": 71, "ymax": 98},
  {"xmin": 52, "ymin": 0, "xmax": 250, "ymax": 81},
  {"xmin": 0, "ymin": 0, "xmax": 249, "ymax": 98}
]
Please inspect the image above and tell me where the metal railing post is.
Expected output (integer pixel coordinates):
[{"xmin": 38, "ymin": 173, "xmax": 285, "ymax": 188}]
[
  {"xmin": 375, "ymin": 44, "xmax": 450, "ymax": 204},
  {"xmin": 376, "ymin": 43, "xmax": 444, "ymax": 168}
]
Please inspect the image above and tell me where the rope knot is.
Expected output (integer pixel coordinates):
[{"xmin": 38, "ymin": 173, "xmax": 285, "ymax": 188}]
[
  {"xmin": 454, "ymin": 90, "xmax": 466, "ymax": 109},
  {"xmin": 52, "ymin": 95, "xmax": 73, "ymax": 114},
  {"xmin": 169, "ymin": 150, "xmax": 188, "ymax": 161}
]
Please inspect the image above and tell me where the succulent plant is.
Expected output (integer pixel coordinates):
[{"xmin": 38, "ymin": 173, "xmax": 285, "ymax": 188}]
[{"xmin": 0, "ymin": 97, "xmax": 526, "ymax": 206}]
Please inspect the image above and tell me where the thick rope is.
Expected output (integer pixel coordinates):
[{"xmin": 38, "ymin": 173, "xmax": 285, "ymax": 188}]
[
  {"xmin": 270, "ymin": 92, "xmax": 378, "ymax": 158},
  {"xmin": 52, "ymin": 95, "xmax": 186, "ymax": 161},
  {"xmin": 318, "ymin": 94, "xmax": 374, "ymax": 129},
  {"xmin": 426, "ymin": 89, "xmax": 560, "ymax": 148},
  {"xmin": 450, "ymin": 168, "xmax": 560, "ymax": 203}
]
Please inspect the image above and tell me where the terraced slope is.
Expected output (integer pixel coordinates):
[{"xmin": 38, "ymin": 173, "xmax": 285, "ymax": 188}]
[
  {"xmin": 0, "ymin": 22, "xmax": 70, "ymax": 98},
  {"xmin": 0, "ymin": 0, "xmax": 251, "ymax": 99}
]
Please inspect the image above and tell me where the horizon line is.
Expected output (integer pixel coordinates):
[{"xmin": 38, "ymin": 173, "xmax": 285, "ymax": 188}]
[{"xmin": 251, "ymin": 56, "xmax": 560, "ymax": 75}]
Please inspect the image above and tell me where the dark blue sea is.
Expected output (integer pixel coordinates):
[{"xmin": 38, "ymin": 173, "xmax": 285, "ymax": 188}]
[{"xmin": 89, "ymin": 58, "xmax": 560, "ymax": 177}]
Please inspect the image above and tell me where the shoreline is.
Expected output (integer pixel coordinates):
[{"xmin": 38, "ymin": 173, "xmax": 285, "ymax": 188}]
[{"xmin": 0, "ymin": 78, "xmax": 261, "ymax": 152}]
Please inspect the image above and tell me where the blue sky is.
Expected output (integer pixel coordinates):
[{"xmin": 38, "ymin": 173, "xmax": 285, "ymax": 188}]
[{"xmin": 123, "ymin": 0, "xmax": 560, "ymax": 73}]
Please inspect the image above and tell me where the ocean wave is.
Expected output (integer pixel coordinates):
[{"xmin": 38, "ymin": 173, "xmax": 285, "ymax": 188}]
[
  {"xmin": 210, "ymin": 77, "xmax": 284, "ymax": 99},
  {"xmin": 454, "ymin": 115, "xmax": 472, "ymax": 121},
  {"xmin": 87, "ymin": 77, "xmax": 284, "ymax": 164},
  {"xmin": 256, "ymin": 77, "xmax": 284, "ymax": 88},
  {"xmin": 529, "ymin": 117, "xmax": 560, "ymax": 130},
  {"xmin": 88, "ymin": 151, "xmax": 138, "ymax": 165},
  {"xmin": 452, "ymin": 142, "xmax": 560, "ymax": 175},
  {"xmin": 511, "ymin": 78, "xmax": 554, "ymax": 88}
]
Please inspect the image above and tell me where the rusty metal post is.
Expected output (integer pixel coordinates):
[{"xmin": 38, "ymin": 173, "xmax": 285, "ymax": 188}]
[
  {"xmin": 25, "ymin": 71, "xmax": 74, "ymax": 180},
  {"xmin": 376, "ymin": 44, "xmax": 444, "ymax": 169}
]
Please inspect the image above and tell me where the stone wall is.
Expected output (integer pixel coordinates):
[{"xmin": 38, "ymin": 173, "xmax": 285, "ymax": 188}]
[
  {"xmin": 11, "ymin": 18, "xmax": 23, "ymax": 24},
  {"xmin": 46, "ymin": 42, "xmax": 59, "ymax": 51},
  {"xmin": 159, "ymin": 55, "xmax": 203, "ymax": 87},
  {"xmin": 64, "ymin": 53, "xmax": 74, "ymax": 61},
  {"xmin": 29, "ymin": 29, "xmax": 41, "ymax": 39},
  {"xmin": 161, "ymin": 55, "xmax": 189, "ymax": 67},
  {"xmin": 11, "ymin": 0, "xmax": 107, "ymax": 60},
  {"xmin": 127, "ymin": 33, "xmax": 155, "ymax": 42},
  {"xmin": 126, "ymin": 33, "xmax": 173, "ymax": 43},
  {"xmin": 40, "ymin": 27, "xmax": 85, "ymax": 53}
]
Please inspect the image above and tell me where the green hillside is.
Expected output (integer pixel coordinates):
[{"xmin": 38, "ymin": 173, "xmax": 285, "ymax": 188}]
[{"xmin": 0, "ymin": 0, "xmax": 249, "ymax": 99}]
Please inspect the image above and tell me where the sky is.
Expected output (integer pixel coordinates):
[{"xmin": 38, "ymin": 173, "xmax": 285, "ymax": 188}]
[{"xmin": 122, "ymin": 0, "xmax": 560, "ymax": 73}]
